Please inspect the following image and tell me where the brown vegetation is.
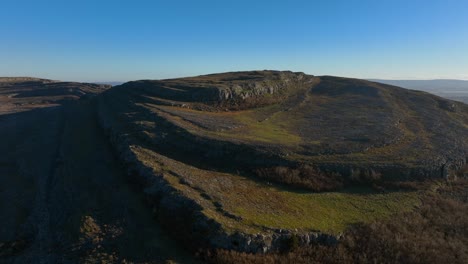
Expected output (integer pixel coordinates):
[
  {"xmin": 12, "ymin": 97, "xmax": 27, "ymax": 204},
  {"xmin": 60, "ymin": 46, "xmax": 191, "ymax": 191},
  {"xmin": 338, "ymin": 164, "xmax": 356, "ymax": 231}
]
[
  {"xmin": 349, "ymin": 168, "xmax": 382, "ymax": 183},
  {"xmin": 255, "ymin": 165, "xmax": 343, "ymax": 191}
]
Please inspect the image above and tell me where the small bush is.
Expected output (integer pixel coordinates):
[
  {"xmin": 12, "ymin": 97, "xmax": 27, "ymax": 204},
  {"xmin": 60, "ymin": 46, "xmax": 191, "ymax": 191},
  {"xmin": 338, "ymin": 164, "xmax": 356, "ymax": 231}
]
[{"xmin": 281, "ymin": 234, "xmax": 300, "ymax": 252}]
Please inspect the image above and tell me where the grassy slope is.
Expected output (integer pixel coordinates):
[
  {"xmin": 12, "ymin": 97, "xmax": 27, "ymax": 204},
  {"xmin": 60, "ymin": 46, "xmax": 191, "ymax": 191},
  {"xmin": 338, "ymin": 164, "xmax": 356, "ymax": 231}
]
[
  {"xmin": 206, "ymin": 185, "xmax": 468, "ymax": 264},
  {"xmin": 134, "ymin": 146, "xmax": 420, "ymax": 234}
]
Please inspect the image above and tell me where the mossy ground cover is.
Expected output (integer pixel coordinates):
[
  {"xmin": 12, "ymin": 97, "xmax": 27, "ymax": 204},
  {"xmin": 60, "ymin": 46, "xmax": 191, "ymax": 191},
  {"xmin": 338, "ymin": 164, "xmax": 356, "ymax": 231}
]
[
  {"xmin": 220, "ymin": 110, "xmax": 302, "ymax": 145},
  {"xmin": 228, "ymin": 187, "xmax": 419, "ymax": 233}
]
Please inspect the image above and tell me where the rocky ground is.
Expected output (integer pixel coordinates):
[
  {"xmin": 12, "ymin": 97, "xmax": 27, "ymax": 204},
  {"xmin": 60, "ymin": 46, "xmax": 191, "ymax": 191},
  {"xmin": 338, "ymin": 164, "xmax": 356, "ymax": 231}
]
[
  {"xmin": 104, "ymin": 71, "xmax": 468, "ymax": 183},
  {"xmin": 0, "ymin": 79, "xmax": 194, "ymax": 263}
]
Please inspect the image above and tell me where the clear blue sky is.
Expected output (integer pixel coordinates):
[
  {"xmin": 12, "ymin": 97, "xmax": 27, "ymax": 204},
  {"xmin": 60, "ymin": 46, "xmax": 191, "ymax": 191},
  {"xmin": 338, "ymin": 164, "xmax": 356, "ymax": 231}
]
[{"xmin": 1, "ymin": 0, "xmax": 468, "ymax": 82}]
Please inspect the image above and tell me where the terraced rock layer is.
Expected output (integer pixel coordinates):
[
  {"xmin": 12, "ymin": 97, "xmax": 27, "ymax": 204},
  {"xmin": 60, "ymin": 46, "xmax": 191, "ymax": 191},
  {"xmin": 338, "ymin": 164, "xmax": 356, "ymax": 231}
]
[{"xmin": 102, "ymin": 71, "xmax": 468, "ymax": 180}]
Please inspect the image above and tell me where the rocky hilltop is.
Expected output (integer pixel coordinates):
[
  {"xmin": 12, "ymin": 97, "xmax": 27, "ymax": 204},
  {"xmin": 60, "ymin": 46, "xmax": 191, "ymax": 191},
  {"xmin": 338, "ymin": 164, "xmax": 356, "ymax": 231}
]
[
  {"xmin": 121, "ymin": 71, "xmax": 315, "ymax": 110},
  {"xmin": 103, "ymin": 71, "xmax": 467, "ymax": 181},
  {"xmin": 97, "ymin": 71, "xmax": 467, "ymax": 253}
]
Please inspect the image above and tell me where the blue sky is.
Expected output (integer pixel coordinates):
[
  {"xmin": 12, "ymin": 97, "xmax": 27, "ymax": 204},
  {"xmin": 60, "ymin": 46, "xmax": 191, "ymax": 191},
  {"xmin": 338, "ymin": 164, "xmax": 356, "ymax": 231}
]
[{"xmin": 1, "ymin": 0, "xmax": 468, "ymax": 82}]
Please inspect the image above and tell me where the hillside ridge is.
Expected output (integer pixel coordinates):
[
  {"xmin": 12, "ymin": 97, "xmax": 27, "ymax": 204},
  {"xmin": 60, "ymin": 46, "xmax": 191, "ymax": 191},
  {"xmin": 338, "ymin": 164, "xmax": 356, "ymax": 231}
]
[
  {"xmin": 108, "ymin": 71, "xmax": 467, "ymax": 178},
  {"xmin": 96, "ymin": 71, "xmax": 467, "ymax": 252}
]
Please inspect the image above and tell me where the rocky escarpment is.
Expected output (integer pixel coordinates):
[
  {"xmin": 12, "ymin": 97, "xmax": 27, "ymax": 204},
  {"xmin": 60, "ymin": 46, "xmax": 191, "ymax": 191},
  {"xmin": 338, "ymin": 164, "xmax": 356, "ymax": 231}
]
[{"xmin": 120, "ymin": 71, "xmax": 316, "ymax": 110}]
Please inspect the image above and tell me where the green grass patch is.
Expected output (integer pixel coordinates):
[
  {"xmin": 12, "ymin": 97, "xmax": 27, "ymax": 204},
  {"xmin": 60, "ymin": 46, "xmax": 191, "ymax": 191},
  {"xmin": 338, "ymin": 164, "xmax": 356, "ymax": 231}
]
[
  {"xmin": 214, "ymin": 110, "xmax": 302, "ymax": 145},
  {"xmin": 133, "ymin": 147, "xmax": 421, "ymax": 235},
  {"xmin": 229, "ymin": 187, "xmax": 420, "ymax": 233}
]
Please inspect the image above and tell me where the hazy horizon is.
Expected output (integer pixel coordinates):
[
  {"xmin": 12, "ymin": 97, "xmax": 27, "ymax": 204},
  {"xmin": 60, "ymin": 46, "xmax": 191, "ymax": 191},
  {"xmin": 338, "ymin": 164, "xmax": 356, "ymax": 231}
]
[
  {"xmin": 3, "ymin": 74, "xmax": 468, "ymax": 85},
  {"xmin": 1, "ymin": 0, "xmax": 468, "ymax": 82}
]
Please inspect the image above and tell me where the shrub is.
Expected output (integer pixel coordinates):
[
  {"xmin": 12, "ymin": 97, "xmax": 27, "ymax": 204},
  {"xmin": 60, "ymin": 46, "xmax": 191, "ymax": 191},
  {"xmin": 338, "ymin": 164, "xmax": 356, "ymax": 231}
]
[
  {"xmin": 255, "ymin": 164, "xmax": 343, "ymax": 192},
  {"xmin": 281, "ymin": 234, "xmax": 300, "ymax": 252}
]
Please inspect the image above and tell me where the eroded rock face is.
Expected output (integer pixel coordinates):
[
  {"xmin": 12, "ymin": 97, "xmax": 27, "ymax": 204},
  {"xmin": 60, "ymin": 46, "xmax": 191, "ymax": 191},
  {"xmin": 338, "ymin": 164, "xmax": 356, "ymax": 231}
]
[
  {"xmin": 214, "ymin": 71, "xmax": 311, "ymax": 104},
  {"xmin": 118, "ymin": 70, "xmax": 315, "ymax": 110}
]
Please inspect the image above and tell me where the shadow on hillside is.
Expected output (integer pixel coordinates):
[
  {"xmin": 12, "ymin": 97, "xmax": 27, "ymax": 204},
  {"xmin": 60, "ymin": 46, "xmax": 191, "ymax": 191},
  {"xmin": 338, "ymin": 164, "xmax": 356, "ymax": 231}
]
[{"xmin": 0, "ymin": 100, "xmax": 196, "ymax": 263}]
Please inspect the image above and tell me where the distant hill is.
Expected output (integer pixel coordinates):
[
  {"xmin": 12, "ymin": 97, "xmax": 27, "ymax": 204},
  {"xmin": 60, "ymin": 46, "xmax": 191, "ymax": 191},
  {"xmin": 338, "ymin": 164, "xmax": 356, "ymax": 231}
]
[
  {"xmin": 369, "ymin": 79, "xmax": 468, "ymax": 103},
  {"xmin": 94, "ymin": 81, "xmax": 125, "ymax": 86},
  {"xmin": 0, "ymin": 77, "xmax": 110, "ymax": 114},
  {"xmin": 369, "ymin": 79, "xmax": 468, "ymax": 91}
]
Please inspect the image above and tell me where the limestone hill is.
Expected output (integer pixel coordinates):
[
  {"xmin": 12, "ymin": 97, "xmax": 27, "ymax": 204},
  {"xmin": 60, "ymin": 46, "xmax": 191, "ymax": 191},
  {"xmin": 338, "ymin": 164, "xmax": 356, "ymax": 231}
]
[
  {"xmin": 97, "ymin": 70, "xmax": 468, "ymax": 252},
  {"xmin": 102, "ymin": 71, "xmax": 467, "ymax": 182}
]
